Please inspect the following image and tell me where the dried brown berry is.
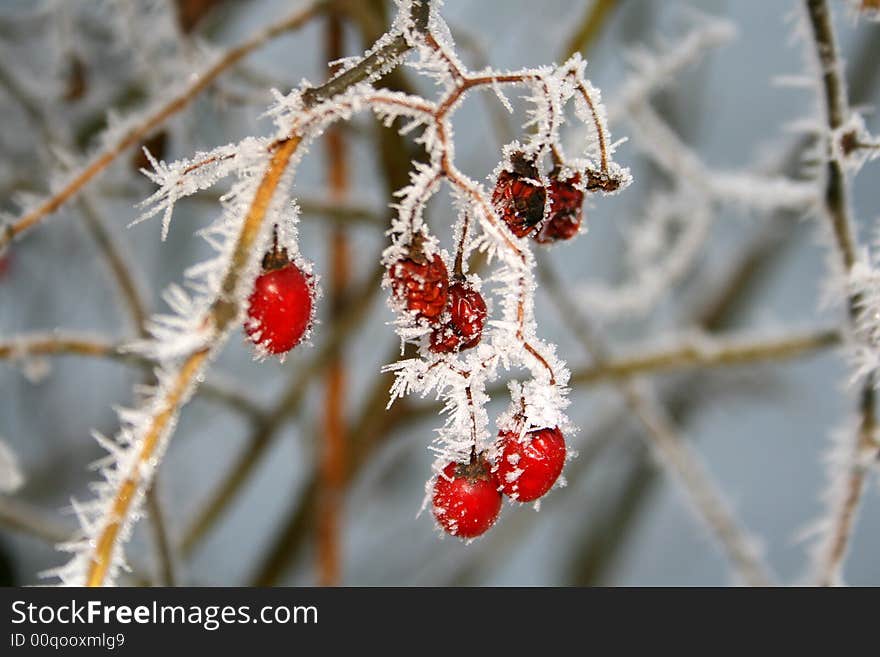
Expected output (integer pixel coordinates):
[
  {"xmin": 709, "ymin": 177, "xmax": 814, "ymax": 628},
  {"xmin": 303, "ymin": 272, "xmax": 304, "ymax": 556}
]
[
  {"xmin": 429, "ymin": 280, "xmax": 488, "ymax": 353},
  {"xmin": 388, "ymin": 238, "xmax": 449, "ymax": 321}
]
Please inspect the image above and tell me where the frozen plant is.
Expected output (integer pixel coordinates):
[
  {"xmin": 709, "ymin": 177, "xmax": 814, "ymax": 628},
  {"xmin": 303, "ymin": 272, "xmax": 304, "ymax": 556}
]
[
  {"xmin": 1, "ymin": 0, "xmax": 878, "ymax": 588},
  {"xmin": 11, "ymin": 0, "xmax": 629, "ymax": 585}
]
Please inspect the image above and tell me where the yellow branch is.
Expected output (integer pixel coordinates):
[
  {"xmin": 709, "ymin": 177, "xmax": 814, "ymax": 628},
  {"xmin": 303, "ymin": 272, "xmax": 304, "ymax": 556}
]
[{"xmin": 84, "ymin": 136, "xmax": 301, "ymax": 587}]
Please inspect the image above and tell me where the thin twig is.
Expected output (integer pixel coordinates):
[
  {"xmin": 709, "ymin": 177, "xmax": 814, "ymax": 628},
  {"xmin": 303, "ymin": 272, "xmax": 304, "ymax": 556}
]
[
  {"xmin": 76, "ymin": 197, "xmax": 149, "ymax": 332},
  {"xmin": 804, "ymin": 0, "xmax": 878, "ymax": 586},
  {"xmin": 316, "ymin": 12, "xmax": 349, "ymax": 587},
  {"xmin": 0, "ymin": 0, "xmax": 326, "ymax": 251},
  {"xmin": 144, "ymin": 486, "xmax": 175, "ymax": 586},
  {"xmin": 0, "ymin": 496, "xmax": 75, "ymax": 545}
]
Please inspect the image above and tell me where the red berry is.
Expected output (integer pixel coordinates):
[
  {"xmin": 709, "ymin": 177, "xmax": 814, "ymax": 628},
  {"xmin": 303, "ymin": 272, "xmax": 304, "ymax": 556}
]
[
  {"xmin": 432, "ymin": 458, "xmax": 502, "ymax": 539},
  {"xmin": 429, "ymin": 280, "xmax": 488, "ymax": 353},
  {"xmin": 534, "ymin": 172, "xmax": 584, "ymax": 244},
  {"xmin": 496, "ymin": 427, "xmax": 566, "ymax": 502},
  {"xmin": 492, "ymin": 154, "xmax": 546, "ymax": 238},
  {"xmin": 388, "ymin": 247, "xmax": 449, "ymax": 322},
  {"xmin": 245, "ymin": 261, "xmax": 313, "ymax": 354}
]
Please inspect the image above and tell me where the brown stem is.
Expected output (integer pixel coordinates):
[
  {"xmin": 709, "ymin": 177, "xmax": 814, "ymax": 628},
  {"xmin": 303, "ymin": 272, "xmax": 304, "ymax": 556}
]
[
  {"xmin": 805, "ymin": 0, "xmax": 878, "ymax": 585},
  {"xmin": 317, "ymin": 11, "xmax": 349, "ymax": 588}
]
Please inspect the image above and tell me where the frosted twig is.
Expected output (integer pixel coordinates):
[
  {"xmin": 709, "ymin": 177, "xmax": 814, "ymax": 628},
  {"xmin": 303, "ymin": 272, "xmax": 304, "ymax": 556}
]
[
  {"xmin": 0, "ymin": 0, "xmax": 325, "ymax": 251},
  {"xmin": 803, "ymin": 0, "xmax": 879, "ymax": 586},
  {"xmin": 179, "ymin": 265, "xmax": 384, "ymax": 555}
]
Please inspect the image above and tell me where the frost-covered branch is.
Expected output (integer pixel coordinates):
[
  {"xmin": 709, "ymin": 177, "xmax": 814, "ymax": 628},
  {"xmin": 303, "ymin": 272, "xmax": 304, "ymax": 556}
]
[
  {"xmin": 47, "ymin": 2, "xmax": 434, "ymax": 586},
  {"xmin": 0, "ymin": 0, "xmax": 324, "ymax": 251},
  {"xmin": 802, "ymin": 0, "xmax": 880, "ymax": 586}
]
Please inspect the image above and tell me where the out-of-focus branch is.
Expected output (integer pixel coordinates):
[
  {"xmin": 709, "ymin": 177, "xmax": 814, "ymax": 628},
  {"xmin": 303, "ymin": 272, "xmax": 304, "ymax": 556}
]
[
  {"xmin": 804, "ymin": 0, "xmax": 878, "ymax": 587},
  {"xmin": 317, "ymin": 11, "xmax": 349, "ymax": 587},
  {"xmin": 76, "ymin": 197, "xmax": 149, "ymax": 332},
  {"xmin": 572, "ymin": 328, "xmax": 840, "ymax": 385},
  {"xmin": 250, "ymin": 342, "xmax": 409, "ymax": 586},
  {"xmin": 563, "ymin": 0, "xmax": 619, "ymax": 58},
  {"xmin": 144, "ymin": 488, "xmax": 175, "ymax": 586},
  {"xmin": 0, "ymin": 333, "xmax": 265, "ymax": 422},
  {"xmin": 539, "ymin": 258, "xmax": 773, "ymax": 586},
  {"xmin": 0, "ymin": 0, "xmax": 326, "ymax": 251},
  {"xmin": 0, "ymin": 496, "xmax": 74, "ymax": 545}
]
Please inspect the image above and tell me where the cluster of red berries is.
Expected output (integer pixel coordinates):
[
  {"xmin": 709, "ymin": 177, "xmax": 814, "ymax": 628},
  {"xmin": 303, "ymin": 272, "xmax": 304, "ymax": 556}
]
[
  {"xmin": 387, "ymin": 234, "xmax": 488, "ymax": 354},
  {"xmin": 432, "ymin": 426, "xmax": 567, "ymax": 539},
  {"xmin": 244, "ymin": 232, "xmax": 314, "ymax": 355},
  {"xmin": 492, "ymin": 152, "xmax": 585, "ymax": 244}
]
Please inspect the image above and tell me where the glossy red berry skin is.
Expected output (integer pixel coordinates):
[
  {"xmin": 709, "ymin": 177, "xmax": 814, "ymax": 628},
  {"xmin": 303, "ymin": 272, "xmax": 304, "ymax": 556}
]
[
  {"xmin": 534, "ymin": 173, "xmax": 585, "ymax": 244},
  {"xmin": 430, "ymin": 281, "xmax": 488, "ymax": 353},
  {"xmin": 432, "ymin": 458, "xmax": 502, "ymax": 539},
  {"xmin": 389, "ymin": 254, "xmax": 449, "ymax": 321},
  {"xmin": 245, "ymin": 262, "xmax": 312, "ymax": 354},
  {"xmin": 492, "ymin": 157, "xmax": 546, "ymax": 238},
  {"xmin": 496, "ymin": 427, "xmax": 566, "ymax": 502}
]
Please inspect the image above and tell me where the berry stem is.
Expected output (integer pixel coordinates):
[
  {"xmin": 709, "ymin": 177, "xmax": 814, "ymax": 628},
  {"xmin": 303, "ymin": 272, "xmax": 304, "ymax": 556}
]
[{"xmin": 453, "ymin": 211, "xmax": 470, "ymax": 277}]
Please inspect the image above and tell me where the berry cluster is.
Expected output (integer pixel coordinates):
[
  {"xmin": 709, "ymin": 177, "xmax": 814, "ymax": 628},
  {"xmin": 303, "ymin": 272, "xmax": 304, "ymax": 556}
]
[
  {"xmin": 387, "ymin": 233, "xmax": 489, "ymax": 354},
  {"xmin": 432, "ymin": 426, "xmax": 568, "ymax": 539},
  {"xmin": 385, "ymin": 149, "xmax": 594, "ymax": 540}
]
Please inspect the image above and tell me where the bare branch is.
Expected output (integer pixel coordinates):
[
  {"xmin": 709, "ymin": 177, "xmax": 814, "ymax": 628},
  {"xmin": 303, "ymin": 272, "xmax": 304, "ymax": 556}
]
[{"xmin": 0, "ymin": 0, "xmax": 325, "ymax": 251}]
